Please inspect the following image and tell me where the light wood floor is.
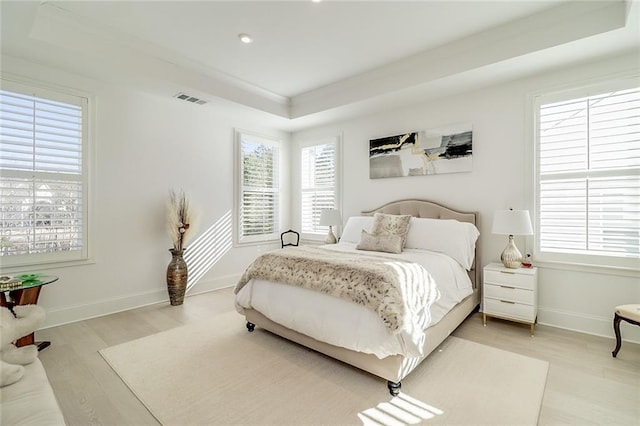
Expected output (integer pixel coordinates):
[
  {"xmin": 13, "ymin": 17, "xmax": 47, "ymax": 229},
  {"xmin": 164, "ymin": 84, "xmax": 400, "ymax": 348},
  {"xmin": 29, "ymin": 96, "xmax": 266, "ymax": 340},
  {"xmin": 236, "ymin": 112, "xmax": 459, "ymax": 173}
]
[{"xmin": 37, "ymin": 287, "xmax": 639, "ymax": 425}]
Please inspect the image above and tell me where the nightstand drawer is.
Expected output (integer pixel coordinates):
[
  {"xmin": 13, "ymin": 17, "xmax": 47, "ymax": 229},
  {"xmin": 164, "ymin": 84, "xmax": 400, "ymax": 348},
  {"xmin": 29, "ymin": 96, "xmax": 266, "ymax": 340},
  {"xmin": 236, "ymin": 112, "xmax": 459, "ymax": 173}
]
[
  {"xmin": 484, "ymin": 270, "xmax": 535, "ymax": 290},
  {"xmin": 484, "ymin": 298, "xmax": 535, "ymax": 322},
  {"xmin": 484, "ymin": 283, "xmax": 534, "ymax": 305}
]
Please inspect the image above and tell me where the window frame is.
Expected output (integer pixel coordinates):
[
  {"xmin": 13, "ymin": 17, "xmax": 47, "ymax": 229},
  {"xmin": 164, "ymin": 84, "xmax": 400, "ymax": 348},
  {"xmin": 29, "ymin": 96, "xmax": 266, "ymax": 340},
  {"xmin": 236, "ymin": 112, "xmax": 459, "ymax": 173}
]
[
  {"xmin": 530, "ymin": 75, "xmax": 640, "ymax": 272},
  {"xmin": 0, "ymin": 77, "xmax": 93, "ymax": 270},
  {"xmin": 298, "ymin": 136, "xmax": 342, "ymax": 242},
  {"xmin": 233, "ymin": 129, "xmax": 284, "ymax": 246}
]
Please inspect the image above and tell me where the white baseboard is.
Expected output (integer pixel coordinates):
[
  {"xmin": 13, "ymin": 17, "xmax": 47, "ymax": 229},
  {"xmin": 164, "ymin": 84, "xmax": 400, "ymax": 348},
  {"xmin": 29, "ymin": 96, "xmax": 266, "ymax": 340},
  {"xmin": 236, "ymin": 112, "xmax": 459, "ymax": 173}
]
[
  {"xmin": 40, "ymin": 273, "xmax": 241, "ymax": 330},
  {"xmin": 187, "ymin": 273, "xmax": 240, "ymax": 295},
  {"xmin": 41, "ymin": 277, "xmax": 640, "ymax": 347},
  {"xmin": 538, "ymin": 306, "xmax": 640, "ymax": 344}
]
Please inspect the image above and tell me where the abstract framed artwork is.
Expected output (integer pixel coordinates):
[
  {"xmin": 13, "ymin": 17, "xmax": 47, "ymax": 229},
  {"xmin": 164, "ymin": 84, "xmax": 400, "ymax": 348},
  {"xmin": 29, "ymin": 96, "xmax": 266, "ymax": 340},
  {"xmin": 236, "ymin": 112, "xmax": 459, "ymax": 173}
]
[{"xmin": 369, "ymin": 123, "xmax": 473, "ymax": 179}]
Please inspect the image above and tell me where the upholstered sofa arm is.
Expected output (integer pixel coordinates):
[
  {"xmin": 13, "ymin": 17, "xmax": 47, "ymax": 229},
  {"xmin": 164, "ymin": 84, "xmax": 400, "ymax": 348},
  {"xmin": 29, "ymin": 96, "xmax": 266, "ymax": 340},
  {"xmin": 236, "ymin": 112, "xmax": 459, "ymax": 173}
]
[{"xmin": 0, "ymin": 359, "xmax": 65, "ymax": 425}]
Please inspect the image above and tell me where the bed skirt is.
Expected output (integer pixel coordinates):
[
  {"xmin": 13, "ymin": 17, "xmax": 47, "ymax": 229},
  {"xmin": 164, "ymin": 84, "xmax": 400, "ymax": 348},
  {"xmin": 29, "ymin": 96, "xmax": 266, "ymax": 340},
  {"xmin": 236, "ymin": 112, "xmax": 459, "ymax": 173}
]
[{"xmin": 242, "ymin": 288, "xmax": 480, "ymax": 385}]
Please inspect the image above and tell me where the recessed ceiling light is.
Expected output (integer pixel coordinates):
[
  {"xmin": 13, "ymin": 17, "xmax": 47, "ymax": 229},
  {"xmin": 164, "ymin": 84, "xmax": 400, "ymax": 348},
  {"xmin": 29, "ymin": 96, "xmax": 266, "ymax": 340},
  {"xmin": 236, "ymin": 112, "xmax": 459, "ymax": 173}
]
[{"xmin": 238, "ymin": 33, "xmax": 253, "ymax": 44}]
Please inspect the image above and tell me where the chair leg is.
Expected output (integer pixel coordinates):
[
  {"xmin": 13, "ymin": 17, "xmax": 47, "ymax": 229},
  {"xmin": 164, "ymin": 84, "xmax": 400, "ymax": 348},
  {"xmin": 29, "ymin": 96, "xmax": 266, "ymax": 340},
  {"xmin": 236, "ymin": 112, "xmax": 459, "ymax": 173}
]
[{"xmin": 612, "ymin": 313, "xmax": 622, "ymax": 357}]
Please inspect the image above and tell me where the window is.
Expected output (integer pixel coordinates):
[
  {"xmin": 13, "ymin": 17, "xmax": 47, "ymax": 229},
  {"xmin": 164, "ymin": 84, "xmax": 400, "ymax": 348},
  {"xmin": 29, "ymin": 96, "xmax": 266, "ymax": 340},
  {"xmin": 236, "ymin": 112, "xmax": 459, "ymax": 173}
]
[
  {"xmin": 0, "ymin": 80, "xmax": 89, "ymax": 268},
  {"xmin": 300, "ymin": 137, "xmax": 340, "ymax": 239},
  {"xmin": 534, "ymin": 80, "xmax": 640, "ymax": 269},
  {"xmin": 235, "ymin": 130, "xmax": 282, "ymax": 245}
]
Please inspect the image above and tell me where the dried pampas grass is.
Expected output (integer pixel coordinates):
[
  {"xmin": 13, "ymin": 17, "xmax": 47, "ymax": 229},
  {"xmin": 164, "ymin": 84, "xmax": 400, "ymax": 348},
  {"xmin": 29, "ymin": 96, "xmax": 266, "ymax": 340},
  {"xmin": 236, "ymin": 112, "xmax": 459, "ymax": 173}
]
[{"xmin": 167, "ymin": 189, "xmax": 194, "ymax": 252}]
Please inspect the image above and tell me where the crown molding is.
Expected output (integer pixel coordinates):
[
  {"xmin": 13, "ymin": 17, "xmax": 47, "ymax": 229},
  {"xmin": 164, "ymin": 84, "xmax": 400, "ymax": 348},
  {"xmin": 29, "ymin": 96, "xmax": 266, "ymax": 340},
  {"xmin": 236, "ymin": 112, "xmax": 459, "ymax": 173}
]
[
  {"xmin": 28, "ymin": 2, "xmax": 291, "ymax": 118},
  {"xmin": 16, "ymin": 0, "xmax": 635, "ymax": 129},
  {"xmin": 290, "ymin": 0, "xmax": 630, "ymax": 119}
]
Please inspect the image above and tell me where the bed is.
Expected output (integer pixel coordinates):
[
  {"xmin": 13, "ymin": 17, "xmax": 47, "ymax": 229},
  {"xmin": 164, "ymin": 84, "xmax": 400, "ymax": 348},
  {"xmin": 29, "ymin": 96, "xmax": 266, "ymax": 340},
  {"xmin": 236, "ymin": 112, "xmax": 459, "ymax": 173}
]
[{"xmin": 234, "ymin": 199, "xmax": 481, "ymax": 395}]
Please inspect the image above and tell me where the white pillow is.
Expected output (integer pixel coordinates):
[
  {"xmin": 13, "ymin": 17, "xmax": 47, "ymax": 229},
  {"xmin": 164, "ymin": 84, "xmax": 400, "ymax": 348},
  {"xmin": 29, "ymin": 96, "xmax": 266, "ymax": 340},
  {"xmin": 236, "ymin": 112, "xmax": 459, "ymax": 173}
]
[
  {"xmin": 404, "ymin": 217, "xmax": 480, "ymax": 270},
  {"xmin": 340, "ymin": 216, "xmax": 374, "ymax": 243}
]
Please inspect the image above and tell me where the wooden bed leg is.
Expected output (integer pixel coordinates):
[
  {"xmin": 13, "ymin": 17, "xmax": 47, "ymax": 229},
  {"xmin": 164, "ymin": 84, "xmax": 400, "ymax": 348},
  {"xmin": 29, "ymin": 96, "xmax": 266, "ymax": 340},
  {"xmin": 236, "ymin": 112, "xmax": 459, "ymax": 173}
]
[
  {"xmin": 246, "ymin": 322, "xmax": 255, "ymax": 332},
  {"xmin": 387, "ymin": 380, "xmax": 401, "ymax": 396},
  {"xmin": 612, "ymin": 314, "xmax": 622, "ymax": 357}
]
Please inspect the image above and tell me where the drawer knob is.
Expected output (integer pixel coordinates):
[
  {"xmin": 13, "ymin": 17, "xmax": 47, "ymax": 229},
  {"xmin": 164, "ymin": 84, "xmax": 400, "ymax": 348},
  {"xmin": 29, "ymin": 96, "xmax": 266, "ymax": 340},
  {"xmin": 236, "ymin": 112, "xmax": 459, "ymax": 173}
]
[
  {"xmin": 500, "ymin": 285, "xmax": 515, "ymax": 289},
  {"xmin": 499, "ymin": 271, "xmax": 516, "ymax": 275},
  {"xmin": 500, "ymin": 300, "xmax": 516, "ymax": 304}
]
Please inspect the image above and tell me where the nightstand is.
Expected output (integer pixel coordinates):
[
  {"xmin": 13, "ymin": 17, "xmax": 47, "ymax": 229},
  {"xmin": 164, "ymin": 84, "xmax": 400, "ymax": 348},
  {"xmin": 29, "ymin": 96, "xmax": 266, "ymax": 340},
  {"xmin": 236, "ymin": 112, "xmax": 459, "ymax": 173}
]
[{"xmin": 482, "ymin": 262, "xmax": 538, "ymax": 335}]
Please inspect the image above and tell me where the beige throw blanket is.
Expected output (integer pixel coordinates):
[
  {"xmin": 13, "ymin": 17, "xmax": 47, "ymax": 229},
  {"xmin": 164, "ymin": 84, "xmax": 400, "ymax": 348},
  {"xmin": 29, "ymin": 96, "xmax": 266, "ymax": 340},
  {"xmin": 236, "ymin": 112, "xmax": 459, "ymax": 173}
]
[{"xmin": 234, "ymin": 246, "xmax": 438, "ymax": 334}]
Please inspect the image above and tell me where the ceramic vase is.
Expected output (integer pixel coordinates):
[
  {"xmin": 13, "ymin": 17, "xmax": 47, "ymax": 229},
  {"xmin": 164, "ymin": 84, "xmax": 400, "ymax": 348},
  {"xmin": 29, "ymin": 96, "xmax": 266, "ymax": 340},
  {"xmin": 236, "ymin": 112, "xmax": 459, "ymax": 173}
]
[{"xmin": 167, "ymin": 248, "xmax": 188, "ymax": 306}]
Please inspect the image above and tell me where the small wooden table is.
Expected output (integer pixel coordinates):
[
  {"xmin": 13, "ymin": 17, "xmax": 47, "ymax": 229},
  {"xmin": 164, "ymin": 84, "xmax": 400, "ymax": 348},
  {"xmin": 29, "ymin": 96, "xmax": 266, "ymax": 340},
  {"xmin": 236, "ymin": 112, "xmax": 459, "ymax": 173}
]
[{"xmin": 0, "ymin": 275, "xmax": 58, "ymax": 350}]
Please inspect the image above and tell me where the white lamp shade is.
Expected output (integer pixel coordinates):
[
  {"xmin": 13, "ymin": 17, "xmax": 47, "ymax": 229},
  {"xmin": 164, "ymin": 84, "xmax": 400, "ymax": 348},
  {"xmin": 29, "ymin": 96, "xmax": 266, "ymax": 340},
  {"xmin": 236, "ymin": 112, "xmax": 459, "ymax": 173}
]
[
  {"xmin": 492, "ymin": 210, "xmax": 533, "ymax": 236},
  {"xmin": 319, "ymin": 209, "xmax": 342, "ymax": 226}
]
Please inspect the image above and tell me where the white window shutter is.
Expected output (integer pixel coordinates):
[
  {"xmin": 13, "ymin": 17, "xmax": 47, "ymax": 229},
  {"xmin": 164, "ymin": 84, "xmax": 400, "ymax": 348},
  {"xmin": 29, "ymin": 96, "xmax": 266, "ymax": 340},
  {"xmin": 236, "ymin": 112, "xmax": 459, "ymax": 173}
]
[
  {"xmin": 237, "ymin": 132, "xmax": 281, "ymax": 244},
  {"xmin": 301, "ymin": 142, "xmax": 337, "ymax": 235},
  {"xmin": 0, "ymin": 86, "xmax": 86, "ymax": 262},
  {"xmin": 537, "ymin": 86, "xmax": 640, "ymax": 260}
]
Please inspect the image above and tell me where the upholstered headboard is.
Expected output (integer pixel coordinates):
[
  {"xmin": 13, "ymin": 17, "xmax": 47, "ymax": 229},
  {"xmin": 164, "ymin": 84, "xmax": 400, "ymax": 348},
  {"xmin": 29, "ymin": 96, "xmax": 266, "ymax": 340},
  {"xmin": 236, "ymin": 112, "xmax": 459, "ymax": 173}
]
[{"xmin": 361, "ymin": 199, "xmax": 480, "ymax": 287}]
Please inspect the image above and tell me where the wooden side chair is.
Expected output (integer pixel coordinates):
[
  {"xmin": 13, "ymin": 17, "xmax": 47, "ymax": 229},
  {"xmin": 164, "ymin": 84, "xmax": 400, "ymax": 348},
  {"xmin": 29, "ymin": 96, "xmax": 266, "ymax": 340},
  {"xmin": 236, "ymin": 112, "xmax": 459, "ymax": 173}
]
[
  {"xmin": 280, "ymin": 229, "xmax": 299, "ymax": 248},
  {"xmin": 612, "ymin": 304, "xmax": 640, "ymax": 357}
]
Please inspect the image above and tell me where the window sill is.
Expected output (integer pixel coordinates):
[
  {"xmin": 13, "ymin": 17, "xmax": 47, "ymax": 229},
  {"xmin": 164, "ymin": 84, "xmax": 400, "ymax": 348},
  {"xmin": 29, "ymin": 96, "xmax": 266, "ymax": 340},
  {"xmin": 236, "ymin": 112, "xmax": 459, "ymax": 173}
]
[
  {"xmin": 0, "ymin": 258, "xmax": 96, "ymax": 275},
  {"xmin": 233, "ymin": 239, "xmax": 279, "ymax": 248},
  {"xmin": 532, "ymin": 259, "xmax": 640, "ymax": 278},
  {"xmin": 299, "ymin": 238, "xmax": 324, "ymax": 246}
]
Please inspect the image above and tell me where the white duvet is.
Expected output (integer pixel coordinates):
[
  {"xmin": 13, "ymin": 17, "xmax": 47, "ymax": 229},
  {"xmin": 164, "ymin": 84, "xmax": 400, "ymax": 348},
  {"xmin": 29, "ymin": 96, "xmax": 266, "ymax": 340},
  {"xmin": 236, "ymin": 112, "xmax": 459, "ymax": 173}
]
[{"xmin": 235, "ymin": 242, "xmax": 473, "ymax": 359}]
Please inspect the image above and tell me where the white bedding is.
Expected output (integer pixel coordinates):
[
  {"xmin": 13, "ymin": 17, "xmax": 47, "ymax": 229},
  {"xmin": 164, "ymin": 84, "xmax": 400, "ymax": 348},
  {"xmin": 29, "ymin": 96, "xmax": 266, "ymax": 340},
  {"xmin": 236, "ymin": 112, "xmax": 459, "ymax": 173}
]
[{"xmin": 235, "ymin": 242, "xmax": 473, "ymax": 359}]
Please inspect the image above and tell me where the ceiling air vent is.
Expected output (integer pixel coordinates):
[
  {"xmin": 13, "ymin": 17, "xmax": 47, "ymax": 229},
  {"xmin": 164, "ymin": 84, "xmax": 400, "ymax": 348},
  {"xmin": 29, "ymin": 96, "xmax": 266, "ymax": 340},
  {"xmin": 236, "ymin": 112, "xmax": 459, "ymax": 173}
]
[{"xmin": 173, "ymin": 92, "xmax": 207, "ymax": 105}]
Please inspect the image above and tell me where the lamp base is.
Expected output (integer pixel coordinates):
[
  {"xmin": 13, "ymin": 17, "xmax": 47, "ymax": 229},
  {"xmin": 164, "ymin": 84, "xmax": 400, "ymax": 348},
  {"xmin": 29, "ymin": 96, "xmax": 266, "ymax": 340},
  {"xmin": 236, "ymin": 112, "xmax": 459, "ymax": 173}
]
[
  {"xmin": 325, "ymin": 226, "xmax": 337, "ymax": 244},
  {"xmin": 500, "ymin": 235, "xmax": 522, "ymax": 269}
]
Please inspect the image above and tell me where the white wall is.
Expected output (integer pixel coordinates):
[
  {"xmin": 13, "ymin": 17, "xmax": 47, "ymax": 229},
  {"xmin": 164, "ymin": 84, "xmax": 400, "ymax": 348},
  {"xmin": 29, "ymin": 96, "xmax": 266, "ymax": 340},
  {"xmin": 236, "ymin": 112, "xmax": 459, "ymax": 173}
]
[
  {"xmin": 292, "ymin": 52, "xmax": 640, "ymax": 342},
  {"xmin": 3, "ymin": 50, "xmax": 638, "ymax": 344},
  {"xmin": 1, "ymin": 56, "xmax": 289, "ymax": 328}
]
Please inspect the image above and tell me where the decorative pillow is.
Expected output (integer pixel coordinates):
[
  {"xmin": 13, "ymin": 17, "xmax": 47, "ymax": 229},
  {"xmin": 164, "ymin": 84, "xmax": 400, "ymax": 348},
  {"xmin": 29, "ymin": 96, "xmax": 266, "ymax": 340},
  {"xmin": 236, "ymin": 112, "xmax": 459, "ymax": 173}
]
[
  {"xmin": 356, "ymin": 230, "xmax": 403, "ymax": 254},
  {"xmin": 404, "ymin": 217, "xmax": 480, "ymax": 270},
  {"xmin": 370, "ymin": 213, "xmax": 412, "ymax": 247},
  {"xmin": 340, "ymin": 216, "xmax": 375, "ymax": 243}
]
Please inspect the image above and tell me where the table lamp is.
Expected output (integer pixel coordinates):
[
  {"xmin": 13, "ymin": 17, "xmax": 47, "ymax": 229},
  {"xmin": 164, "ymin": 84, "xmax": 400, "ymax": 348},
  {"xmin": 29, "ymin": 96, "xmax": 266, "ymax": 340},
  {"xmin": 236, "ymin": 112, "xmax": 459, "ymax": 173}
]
[
  {"xmin": 319, "ymin": 209, "xmax": 341, "ymax": 244},
  {"xmin": 492, "ymin": 209, "xmax": 533, "ymax": 269}
]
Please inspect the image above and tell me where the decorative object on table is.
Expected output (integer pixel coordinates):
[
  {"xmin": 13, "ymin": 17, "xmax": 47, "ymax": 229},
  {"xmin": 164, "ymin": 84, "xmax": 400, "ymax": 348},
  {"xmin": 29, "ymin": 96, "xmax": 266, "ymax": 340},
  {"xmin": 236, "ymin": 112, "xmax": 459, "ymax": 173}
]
[
  {"xmin": 15, "ymin": 274, "xmax": 41, "ymax": 281},
  {"xmin": 1, "ymin": 274, "xmax": 44, "ymax": 291},
  {"xmin": 369, "ymin": 123, "xmax": 472, "ymax": 179},
  {"xmin": 0, "ymin": 305, "xmax": 45, "ymax": 387},
  {"xmin": 166, "ymin": 189, "xmax": 194, "ymax": 306},
  {"xmin": 319, "ymin": 209, "xmax": 341, "ymax": 244},
  {"xmin": 0, "ymin": 276, "xmax": 22, "ymax": 291},
  {"xmin": 492, "ymin": 209, "xmax": 533, "ymax": 269},
  {"xmin": 14, "ymin": 273, "xmax": 43, "ymax": 286}
]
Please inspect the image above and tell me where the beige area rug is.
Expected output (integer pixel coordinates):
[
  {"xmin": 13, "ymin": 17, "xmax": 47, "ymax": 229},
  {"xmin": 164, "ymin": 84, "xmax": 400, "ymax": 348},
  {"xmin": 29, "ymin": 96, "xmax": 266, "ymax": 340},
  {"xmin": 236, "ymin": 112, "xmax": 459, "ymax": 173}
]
[{"xmin": 100, "ymin": 311, "xmax": 548, "ymax": 425}]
